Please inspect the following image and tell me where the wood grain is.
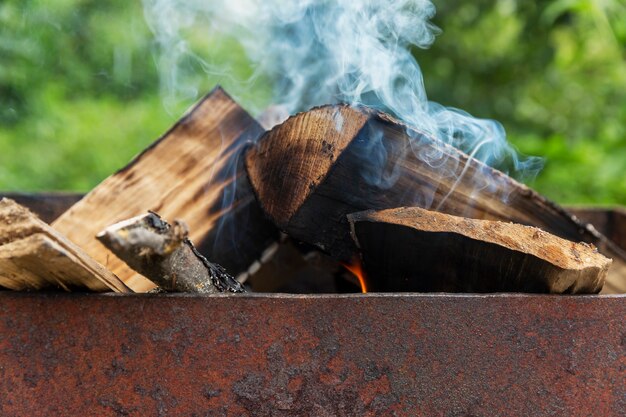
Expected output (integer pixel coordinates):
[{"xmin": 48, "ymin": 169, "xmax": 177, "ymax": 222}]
[
  {"xmin": 0, "ymin": 198, "xmax": 129, "ymax": 292},
  {"xmin": 245, "ymin": 104, "xmax": 625, "ymax": 293},
  {"xmin": 349, "ymin": 207, "xmax": 610, "ymax": 293},
  {"xmin": 246, "ymin": 105, "xmax": 369, "ymax": 222},
  {"xmin": 568, "ymin": 206, "xmax": 626, "ymax": 293},
  {"xmin": 53, "ymin": 87, "xmax": 278, "ymax": 291}
]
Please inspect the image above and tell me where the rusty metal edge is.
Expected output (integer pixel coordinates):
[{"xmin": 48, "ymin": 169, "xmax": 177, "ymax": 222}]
[
  {"xmin": 0, "ymin": 292, "xmax": 624, "ymax": 416},
  {"xmin": 3, "ymin": 290, "xmax": 625, "ymax": 301}
]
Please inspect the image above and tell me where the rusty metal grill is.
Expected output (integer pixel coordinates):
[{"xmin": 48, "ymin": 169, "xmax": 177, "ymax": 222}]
[{"xmin": 0, "ymin": 292, "xmax": 624, "ymax": 416}]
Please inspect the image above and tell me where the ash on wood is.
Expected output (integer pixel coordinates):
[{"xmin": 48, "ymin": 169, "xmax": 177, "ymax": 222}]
[
  {"xmin": 53, "ymin": 86, "xmax": 278, "ymax": 292},
  {"xmin": 349, "ymin": 207, "xmax": 610, "ymax": 293},
  {"xmin": 0, "ymin": 198, "xmax": 130, "ymax": 292},
  {"xmin": 245, "ymin": 104, "xmax": 625, "ymax": 292},
  {"xmin": 97, "ymin": 212, "xmax": 243, "ymax": 293}
]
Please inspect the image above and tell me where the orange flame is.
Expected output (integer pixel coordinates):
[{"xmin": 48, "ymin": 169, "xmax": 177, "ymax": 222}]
[{"xmin": 342, "ymin": 259, "xmax": 368, "ymax": 294}]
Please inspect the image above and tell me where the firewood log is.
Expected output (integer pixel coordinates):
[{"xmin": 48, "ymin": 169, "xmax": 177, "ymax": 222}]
[
  {"xmin": 348, "ymin": 207, "xmax": 610, "ymax": 293},
  {"xmin": 97, "ymin": 212, "xmax": 243, "ymax": 293},
  {"xmin": 0, "ymin": 198, "xmax": 130, "ymax": 292},
  {"xmin": 245, "ymin": 104, "xmax": 625, "ymax": 292},
  {"xmin": 52, "ymin": 87, "xmax": 278, "ymax": 291}
]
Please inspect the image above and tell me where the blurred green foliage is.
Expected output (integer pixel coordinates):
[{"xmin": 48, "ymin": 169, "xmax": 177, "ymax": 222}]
[
  {"xmin": 0, "ymin": 0, "xmax": 173, "ymax": 190},
  {"xmin": 1, "ymin": 0, "xmax": 625, "ymax": 205},
  {"xmin": 418, "ymin": 0, "xmax": 626, "ymax": 204}
]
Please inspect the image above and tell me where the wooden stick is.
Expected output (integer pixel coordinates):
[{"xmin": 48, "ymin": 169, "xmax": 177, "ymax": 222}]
[
  {"xmin": 97, "ymin": 212, "xmax": 244, "ymax": 293},
  {"xmin": 348, "ymin": 207, "xmax": 610, "ymax": 294},
  {"xmin": 0, "ymin": 198, "xmax": 130, "ymax": 292},
  {"xmin": 52, "ymin": 86, "xmax": 278, "ymax": 292},
  {"xmin": 245, "ymin": 104, "xmax": 625, "ymax": 292}
]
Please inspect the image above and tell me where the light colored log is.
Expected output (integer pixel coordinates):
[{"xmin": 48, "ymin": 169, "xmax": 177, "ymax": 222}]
[{"xmin": 0, "ymin": 198, "xmax": 130, "ymax": 292}]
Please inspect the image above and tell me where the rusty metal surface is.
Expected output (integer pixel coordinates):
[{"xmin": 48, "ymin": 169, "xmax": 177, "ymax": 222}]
[{"xmin": 0, "ymin": 293, "xmax": 624, "ymax": 416}]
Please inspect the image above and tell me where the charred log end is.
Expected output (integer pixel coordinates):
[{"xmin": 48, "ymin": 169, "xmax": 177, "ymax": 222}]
[
  {"xmin": 245, "ymin": 105, "xmax": 369, "ymax": 230},
  {"xmin": 97, "ymin": 212, "xmax": 243, "ymax": 294}
]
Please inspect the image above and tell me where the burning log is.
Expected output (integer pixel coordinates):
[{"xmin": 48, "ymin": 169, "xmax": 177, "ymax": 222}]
[
  {"xmin": 0, "ymin": 198, "xmax": 130, "ymax": 292},
  {"xmin": 245, "ymin": 104, "xmax": 625, "ymax": 292},
  {"xmin": 245, "ymin": 238, "xmax": 350, "ymax": 293},
  {"xmin": 348, "ymin": 207, "xmax": 610, "ymax": 293},
  {"xmin": 97, "ymin": 212, "xmax": 243, "ymax": 293},
  {"xmin": 52, "ymin": 86, "xmax": 278, "ymax": 291}
]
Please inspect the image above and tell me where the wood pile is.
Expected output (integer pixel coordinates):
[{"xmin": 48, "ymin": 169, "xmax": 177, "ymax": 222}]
[
  {"xmin": 1, "ymin": 86, "xmax": 623, "ymax": 295},
  {"xmin": 51, "ymin": 87, "xmax": 278, "ymax": 292}
]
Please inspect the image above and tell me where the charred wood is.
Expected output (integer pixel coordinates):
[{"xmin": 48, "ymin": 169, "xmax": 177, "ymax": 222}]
[
  {"xmin": 97, "ymin": 212, "xmax": 243, "ymax": 293},
  {"xmin": 349, "ymin": 207, "xmax": 610, "ymax": 294},
  {"xmin": 245, "ymin": 104, "xmax": 625, "ymax": 292},
  {"xmin": 52, "ymin": 87, "xmax": 278, "ymax": 291}
]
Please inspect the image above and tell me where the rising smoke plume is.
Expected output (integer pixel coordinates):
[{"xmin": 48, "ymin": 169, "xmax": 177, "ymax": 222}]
[{"xmin": 142, "ymin": 0, "xmax": 542, "ymax": 181}]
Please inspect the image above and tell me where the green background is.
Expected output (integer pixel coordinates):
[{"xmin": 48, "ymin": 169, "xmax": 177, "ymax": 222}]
[{"xmin": 1, "ymin": 0, "xmax": 625, "ymax": 205}]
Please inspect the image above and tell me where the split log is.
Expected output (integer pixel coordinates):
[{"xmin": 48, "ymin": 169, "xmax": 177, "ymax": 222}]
[
  {"xmin": 0, "ymin": 198, "xmax": 130, "ymax": 292},
  {"xmin": 348, "ymin": 207, "xmax": 610, "ymax": 293},
  {"xmin": 0, "ymin": 234, "xmax": 105, "ymax": 291},
  {"xmin": 97, "ymin": 212, "xmax": 243, "ymax": 293},
  {"xmin": 52, "ymin": 86, "xmax": 278, "ymax": 291},
  {"xmin": 245, "ymin": 104, "xmax": 625, "ymax": 291}
]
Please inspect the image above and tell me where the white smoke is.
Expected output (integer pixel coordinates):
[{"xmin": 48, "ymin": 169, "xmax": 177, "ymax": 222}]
[{"xmin": 142, "ymin": 0, "xmax": 542, "ymax": 180}]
